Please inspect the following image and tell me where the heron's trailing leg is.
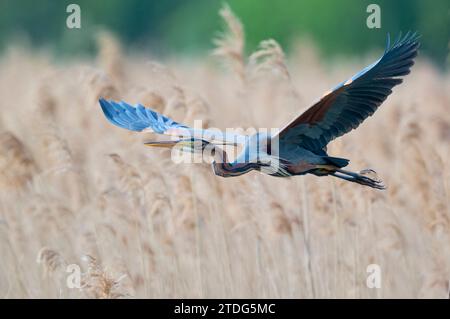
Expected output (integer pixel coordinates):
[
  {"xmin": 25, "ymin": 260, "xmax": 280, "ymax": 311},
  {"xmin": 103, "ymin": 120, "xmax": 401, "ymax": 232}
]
[{"xmin": 331, "ymin": 169, "xmax": 385, "ymax": 190}]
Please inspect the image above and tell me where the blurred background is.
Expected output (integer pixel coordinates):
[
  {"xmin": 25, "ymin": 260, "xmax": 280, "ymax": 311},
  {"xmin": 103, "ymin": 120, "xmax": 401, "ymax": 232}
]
[
  {"xmin": 0, "ymin": 0, "xmax": 449, "ymax": 66},
  {"xmin": 0, "ymin": 1, "xmax": 449, "ymax": 299}
]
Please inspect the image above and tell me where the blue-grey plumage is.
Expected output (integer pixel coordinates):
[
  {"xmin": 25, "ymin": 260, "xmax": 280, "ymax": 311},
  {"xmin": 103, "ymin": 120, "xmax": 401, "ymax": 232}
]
[
  {"xmin": 99, "ymin": 33, "xmax": 419, "ymax": 190},
  {"xmin": 99, "ymin": 99, "xmax": 188, "ymax": 133}
]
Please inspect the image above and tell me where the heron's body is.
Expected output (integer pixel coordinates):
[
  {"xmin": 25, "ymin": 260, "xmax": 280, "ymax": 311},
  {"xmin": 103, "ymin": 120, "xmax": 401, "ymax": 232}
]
[
  {"xmin": 99, "ymin": 32, "xmax": 419, "ymax": 189},
  {"xmin": 208, "ymin": 134, "xmax": 347, "ymax": 177}
]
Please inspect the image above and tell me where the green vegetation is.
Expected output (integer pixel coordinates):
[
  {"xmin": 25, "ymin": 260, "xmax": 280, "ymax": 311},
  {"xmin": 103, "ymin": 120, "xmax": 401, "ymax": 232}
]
[{"xmin": 0, "ymin": 0, "xmax": 448, "ymax": 65}]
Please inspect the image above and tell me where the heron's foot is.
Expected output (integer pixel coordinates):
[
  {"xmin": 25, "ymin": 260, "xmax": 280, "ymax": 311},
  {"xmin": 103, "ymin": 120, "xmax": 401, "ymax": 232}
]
[
  {"xmin": 357, "ymin": 175, "xmax": 386, "ymax": 190},
  {"xmin": 335, "ymin": 168, "xmax": 386, "ymax": 189},
  {"xmin": 359, "ymin": 169, "xmax": 381, "ymax": 183}
]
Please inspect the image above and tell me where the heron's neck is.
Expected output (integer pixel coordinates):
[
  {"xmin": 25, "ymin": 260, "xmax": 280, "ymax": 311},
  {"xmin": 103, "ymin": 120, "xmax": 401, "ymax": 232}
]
[{"xmin": 211, "ymin": 147, "xmax": 256, "ymax": 177}]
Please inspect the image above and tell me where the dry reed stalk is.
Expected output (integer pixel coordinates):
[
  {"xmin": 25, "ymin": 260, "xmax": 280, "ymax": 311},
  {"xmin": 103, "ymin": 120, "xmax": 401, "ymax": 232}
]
[
  {"xmin": 184, "ymin": 96, "xmax": 211, "ymax": 128},
  {"xmin": 35, "ymin": 83, "xmax": 57, "ymax": 119},
  {"xmin": 36, "ymin": 124, "xmax": 88, "ymax": 208},
  {"xmin": 87, "ymin": 71, "xmax": 120, "ymax": 103},
  {"xmin": 0, "ymin": 131, "xmax": 37, "ymax": 191},
  {"xmin": 40, "ymin": 124, "xmax": 74, "ymax": 172},
  {"xmin": 80, "ymin": 255, "xmax": 133, "ymax": 299},
  {"xmin": 134, "ymin": 89, "xmax": 166, "ymax": 113},
  {"xmin": 97, "ymin": 31, "xmax": 125, "ymax": 85},
  {"xmin": 248, "ymin": 39, "xmax": 291, "ymax": 81},
  {"xmin": 269, "ymin": 202, "xmax": 293, "ymax": 236},
  {"xmin": 108, "ymin": 153, "xmax": 144, "ymax": 208},
  {"xmin": 36, "ymin": 247, "xmax": 66, "ymax": 276},
  {"xmin": 213, "ymin": 4, "xmax": 246, "ymax": 83},
  {"xmin": 164, "ymin": 85, "xmax": 187, "ymax": 120},
  {"xmin": 171, "ymin": 175, "xmax": 196, "ymax": 231}
]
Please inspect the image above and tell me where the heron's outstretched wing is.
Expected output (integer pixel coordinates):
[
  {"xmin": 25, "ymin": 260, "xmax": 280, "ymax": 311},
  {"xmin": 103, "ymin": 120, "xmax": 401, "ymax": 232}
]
[
  {"xmin": 99, "ymin": 98, "xmax": 245, "ymax": 145},
  {"xmin": 274, "ymin": 32, "xmax": 419, "ymax": 153}
]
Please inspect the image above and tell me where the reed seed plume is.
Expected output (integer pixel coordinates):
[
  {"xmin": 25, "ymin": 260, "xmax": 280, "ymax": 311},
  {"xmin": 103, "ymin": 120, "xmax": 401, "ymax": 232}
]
[
  {"xmin": 213, "ymin": 4, "xmax": 246, "ymax": 83},
  {"xmin": 248, "ymin": 39, "xmax": 291, "ymax": 80},
  {"xmin": 37, "ymin": 247, "xmax": 66, "ymax": 276},
  {"xmin": 80, "ymin": 255, "xmax": 133, "ymax": 299},
  {"xmin": 0, "ymin": 131, "xmax": 37, "ymax": 191},
  {"xmin": 40, "ymin": 124, "xmax": 74, "ymax": 172},
  {"xmin": 97, "ymin": 31, "xmax": 125, "ymax": 84}
]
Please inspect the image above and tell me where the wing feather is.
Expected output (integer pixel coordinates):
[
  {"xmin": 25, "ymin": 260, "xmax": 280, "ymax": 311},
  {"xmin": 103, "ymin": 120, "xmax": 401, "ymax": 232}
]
[
  {"xmin": 275, "ymin": 32, "xmax": 420, "ymax": 153},
  {"xmin": 99, "ymin": 98, "xmax": 245, "ymax": 145}
]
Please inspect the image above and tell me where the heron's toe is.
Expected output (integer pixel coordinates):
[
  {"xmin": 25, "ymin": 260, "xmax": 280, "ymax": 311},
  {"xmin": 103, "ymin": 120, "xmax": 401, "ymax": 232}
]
[{"xmin": 359, "ymin": 169, "xmax": 381, "ymax": 182}]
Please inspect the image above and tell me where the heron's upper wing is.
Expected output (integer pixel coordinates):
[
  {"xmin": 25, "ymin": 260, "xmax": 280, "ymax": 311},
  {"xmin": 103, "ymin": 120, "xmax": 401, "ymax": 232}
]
[
  {"xmin": 99, "ymin": 98, "xmax": 245, "ymax": 145},
  {"xmin": 274, "ymin": 32, "xmax": 419, "ymax": 153}
]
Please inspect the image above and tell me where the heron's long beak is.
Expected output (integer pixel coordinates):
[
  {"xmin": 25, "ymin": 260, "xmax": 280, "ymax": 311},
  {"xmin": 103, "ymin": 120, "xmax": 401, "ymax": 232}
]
[
  {"xmin": 144, "ymin": 139, "xmax": 234, "ymax": 154},
  {"xmin": 145, "ymin": 139, "xmax": 233, "ymax": 147},
  {"xmin": 144, "ymin": 140, "xmax": 188, "ymax": 148}
]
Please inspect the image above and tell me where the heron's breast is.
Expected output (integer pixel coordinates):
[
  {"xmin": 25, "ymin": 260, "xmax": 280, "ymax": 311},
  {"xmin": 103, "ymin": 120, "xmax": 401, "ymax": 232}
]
[{"xmin": 286, "ymin": 161, "xmax": 316, "ymax": 174}]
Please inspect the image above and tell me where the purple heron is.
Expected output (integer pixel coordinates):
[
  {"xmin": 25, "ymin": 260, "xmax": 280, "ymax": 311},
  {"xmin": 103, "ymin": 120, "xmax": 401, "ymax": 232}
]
[{"xmin": 100, "ymin": 32, "xmax": 419, "ymax": 189}]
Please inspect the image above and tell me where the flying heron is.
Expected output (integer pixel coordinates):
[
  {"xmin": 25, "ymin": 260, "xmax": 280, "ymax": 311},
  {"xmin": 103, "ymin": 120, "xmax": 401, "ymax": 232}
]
[{"xmin": 99, "ymin": 32, "xmax": 419, "ymax": 189}]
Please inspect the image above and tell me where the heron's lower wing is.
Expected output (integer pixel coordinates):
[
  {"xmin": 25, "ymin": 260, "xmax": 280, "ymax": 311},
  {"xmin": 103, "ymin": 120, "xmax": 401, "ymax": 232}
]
[
  {"xmin": 99, "ymin": 98, "xmax": 245, "ymax": 145},
  {"xmin": 273, "ymin": 32, "xmax": 419, "ymax": 153}
]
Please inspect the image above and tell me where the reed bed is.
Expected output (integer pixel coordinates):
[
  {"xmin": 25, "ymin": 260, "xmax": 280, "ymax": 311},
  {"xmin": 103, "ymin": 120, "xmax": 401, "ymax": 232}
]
[{"xmin": 0, "ymin": 8, "xmax": 449, "ymax": 298}]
